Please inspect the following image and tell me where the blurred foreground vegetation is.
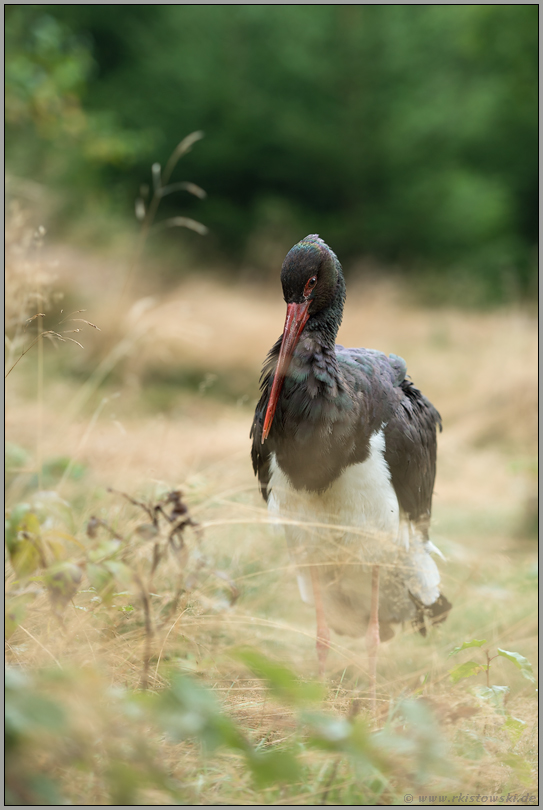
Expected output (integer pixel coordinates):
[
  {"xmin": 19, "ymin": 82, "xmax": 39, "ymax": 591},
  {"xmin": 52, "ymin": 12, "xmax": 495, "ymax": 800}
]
[{"xmin": 5, "ymin": 4, "xmax": 538, "ymax": 302}]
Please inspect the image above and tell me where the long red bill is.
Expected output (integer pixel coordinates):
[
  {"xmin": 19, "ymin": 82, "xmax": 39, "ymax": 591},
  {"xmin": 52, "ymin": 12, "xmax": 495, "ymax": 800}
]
[{"xmin": 261, "ymin": 300, "xmax": 310, "ymax": 443}]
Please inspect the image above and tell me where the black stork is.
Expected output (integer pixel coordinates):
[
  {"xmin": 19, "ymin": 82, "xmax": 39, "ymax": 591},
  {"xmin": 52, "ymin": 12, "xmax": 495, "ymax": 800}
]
[{"xmin": 250, "ymin": 234, "xmax": 451, "ymax": 708}]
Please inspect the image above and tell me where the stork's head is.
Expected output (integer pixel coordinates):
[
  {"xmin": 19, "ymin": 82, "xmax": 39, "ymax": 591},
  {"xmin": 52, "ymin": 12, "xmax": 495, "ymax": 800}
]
[
  {"xmin": 262, "ymin": 235, "xmax": 346, "ymax": 443},
  {"xmin": 280, "ymin": 234, "xmax": 345, "ymax": 318}
]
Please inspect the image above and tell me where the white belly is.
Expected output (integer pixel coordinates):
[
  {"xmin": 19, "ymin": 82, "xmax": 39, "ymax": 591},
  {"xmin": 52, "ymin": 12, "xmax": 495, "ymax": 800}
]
[
  {"xmin": 268, "ymin": 430, "xmax": 402, "ymax": 559},
  {"xmin": 267, "ymin": 429, "xmax": 441, "ymax": 620}
]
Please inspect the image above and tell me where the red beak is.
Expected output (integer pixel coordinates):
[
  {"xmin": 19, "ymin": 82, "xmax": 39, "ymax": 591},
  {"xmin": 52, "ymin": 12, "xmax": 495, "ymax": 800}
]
[{"xmin": 261, "ymin": 301, "xmax": 310, "ymax": 443}]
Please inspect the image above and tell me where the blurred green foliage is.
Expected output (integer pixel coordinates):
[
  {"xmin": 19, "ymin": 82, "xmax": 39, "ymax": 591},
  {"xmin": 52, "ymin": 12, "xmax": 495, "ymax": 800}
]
[
  {"xmin": 5, "ymin": 651, "xmax": 536, "ymax": 804},
  {"xmin": 5, "ymin": 5, "xmax": 538, "ymax": 300}
]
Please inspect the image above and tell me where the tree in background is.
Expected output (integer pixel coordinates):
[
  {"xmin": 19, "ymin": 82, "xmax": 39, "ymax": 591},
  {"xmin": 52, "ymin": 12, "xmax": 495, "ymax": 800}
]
[{"xmin": 5, "ymin": 5, "xmax": 538, "ymax": 301}]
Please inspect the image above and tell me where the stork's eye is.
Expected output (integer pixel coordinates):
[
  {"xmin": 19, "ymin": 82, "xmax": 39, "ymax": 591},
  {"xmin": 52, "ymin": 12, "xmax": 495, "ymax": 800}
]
[{"xmin": 304, "ymin": 276, "xmax": 318, "ymax": 297}]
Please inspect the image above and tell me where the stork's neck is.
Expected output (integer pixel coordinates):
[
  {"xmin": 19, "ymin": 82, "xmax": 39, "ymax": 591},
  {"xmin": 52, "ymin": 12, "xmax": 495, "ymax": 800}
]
[
  {"xmin": 303, "ymin": 274, "xmax": 346, "ymax": 349},
  {"xmin": 303, "ymin": 311, "xmax": 340, "ymax": 349},
  {"xmin": 286, "ymin": 327, "xmax": 342, "ymax": 395}
]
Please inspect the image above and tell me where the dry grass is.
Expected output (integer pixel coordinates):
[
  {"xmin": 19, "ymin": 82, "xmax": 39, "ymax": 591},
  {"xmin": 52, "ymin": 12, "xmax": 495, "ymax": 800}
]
[{"xmin": 5, "ymin": 229, "xmax": 538, "ymax": 805}]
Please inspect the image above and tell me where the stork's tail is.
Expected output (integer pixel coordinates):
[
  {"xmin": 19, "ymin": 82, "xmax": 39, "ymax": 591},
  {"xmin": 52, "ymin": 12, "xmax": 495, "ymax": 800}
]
[{"xmin": 409, "ymin": 591, "xmax": 453, "ymax": 637}]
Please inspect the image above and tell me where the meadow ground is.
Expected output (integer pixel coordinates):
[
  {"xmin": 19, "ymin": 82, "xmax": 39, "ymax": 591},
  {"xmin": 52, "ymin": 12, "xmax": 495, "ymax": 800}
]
[{"xmin": 5, "ymin": 234, "xmax": 538, "ymax": 805}]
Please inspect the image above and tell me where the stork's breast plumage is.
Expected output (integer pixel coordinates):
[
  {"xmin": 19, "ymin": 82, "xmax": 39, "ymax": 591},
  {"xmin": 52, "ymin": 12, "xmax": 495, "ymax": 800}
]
[{"xmin": 268, "ymin": 429, "xmax": 403, "ymax": 564}]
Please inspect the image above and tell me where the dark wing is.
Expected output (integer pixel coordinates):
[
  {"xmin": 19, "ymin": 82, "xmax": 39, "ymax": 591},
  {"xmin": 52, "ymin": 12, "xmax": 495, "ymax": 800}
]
[
  {"xmin": 383, "ymin": 378, "xmax": 442, "ymax": 528},
  {"xmin": 250, "ymin": 337, "xmax": 281, "ymax": 502},
  {"xmin": 253, "ymin": 341, "xmax": 441, "ymax": 516},
  {"xmin": 336, "ymin": 347, "xmax": 441, "ymax": 526}
]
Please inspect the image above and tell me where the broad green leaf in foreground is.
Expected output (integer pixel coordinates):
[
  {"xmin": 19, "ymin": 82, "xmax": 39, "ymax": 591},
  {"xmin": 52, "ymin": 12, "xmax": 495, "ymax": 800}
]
[
  {"xmin": 503, "ymin": 716, "xmax": 527, "ymax": 744},
  {"xmin": 247, "ymin": 748, "xmax": 302, "ymax": 787},
  {"xmin": 6, "ymin": 667, "xmax": 67, "ymax": 746},
  {"xmin": 448, "ymin": 639, "xmax": 487, "ymax": 658},
  {"xmin": 233, "ymin": 648, "xmax": 324, "ymax": 705},
  {"xmin": 5, "ymin": 503, "xmax": 31, "ymax": 551},
  {"xmin": 501, "ymin": 753, "xmax": 534, "ymax": 787},
  {"xmin": 44, "ymin": 562, "xmax": 83, "ymax": 610},
  {"xmin": 157, "ymin": 674, "xmax": 247, "ymax": 753},
  {"xmin": 5, "ymin": 593, "xmax": 35, "ymax": 638},
  {"xmin": 155, "ymin": 674, "xmax": 303, "ymax": 786},
  {"xmin": 473, "ymin": 685, "xmax": 510, "ymax": 714},
  {"xmin": 449, "ymin": 661, "xmax": 487, "ymax": 684},
  {"xmin": 497, "ymin": 649, "xmax": 536, "ymax": 683}
]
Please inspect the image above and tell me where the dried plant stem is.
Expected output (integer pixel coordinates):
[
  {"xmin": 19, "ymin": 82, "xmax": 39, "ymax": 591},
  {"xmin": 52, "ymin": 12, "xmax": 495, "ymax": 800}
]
[
  {"xmin": 134, "ymin": 573, "xmax": 154, "ymax": 692},
  {"xmin": 485, "ymin": 650, "xmax": 499, "ymax": 687},
  {"xmin": 320, "ymin": 758, "xmax": 341, "ymax": 806},
  {"xmin": 119, "ymin": 131, "xmax": 205, "ymax": 304},
  {"xmin": 37, "ymin": 318, "xmax": 44, "ymax": 490}
]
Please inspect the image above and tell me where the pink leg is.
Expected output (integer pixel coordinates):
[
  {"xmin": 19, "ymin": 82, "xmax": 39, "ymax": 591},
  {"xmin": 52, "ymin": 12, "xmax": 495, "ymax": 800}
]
[
  {"xmin": 365, "ymin": 565, "xmax": 380, "ymax": 713},
  {"xmin": 310, "ymin": 567, "xmax": 330, "ymax": 678}
]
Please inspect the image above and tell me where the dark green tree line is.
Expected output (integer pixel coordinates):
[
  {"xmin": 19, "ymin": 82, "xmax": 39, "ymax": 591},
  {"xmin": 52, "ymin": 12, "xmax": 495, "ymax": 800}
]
[{"xmin": 5, "ymin": 5, "xmax": 538, "ymax": 299}]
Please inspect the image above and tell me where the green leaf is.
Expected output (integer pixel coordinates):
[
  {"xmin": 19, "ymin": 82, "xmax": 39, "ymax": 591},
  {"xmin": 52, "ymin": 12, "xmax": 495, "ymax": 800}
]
[
  {"xmin": 5, "ymin": 503, "xmax": 31, "ymax": 551},
  {"xmin": 5, "ymin": 442, "xmax": 31, "ymax": 471},
  {"xmin": 9, "ymin": 531, "xmax": 43, "ymax": 577},
  {"xmin": 233, "ymin": 648, "xmax": 324, "ymax": 705},
  {"xmin": 5, "ymin": 593, "xmax": 36, "ymax": 637},
  {"xmin": 247, "ymin": 748, "xmax": 302, "ymax": 787},
  {"xmin": 41, "ymin": 456, "xmax": 87, "ymax": 483},
  {"xmin": 44, "ymin": 562, "xmax": 83, "ymax": 609},
  {"xmin": 503, "ymin": 716, "xmax": 527, "ymax": 744},
  {"xmin": 501, "ymin": 753, "xmax": 534, "ymax": 786},
  {"xmin": 448, "ymin": 639, "xmax": 487, "ymax": 657},
  {"xmin": 497, "ymin": 649, "xmax": 536, "ymax": 683},
  {"xmin": 473, "ymin": 685, "xmax": 510, "ymax": 714},
  {"xmin": 157, "ymin": 675, "xmax": 248, "ymax": 754},
  {"xmin": 6, "ymin": 667, "xmax": 67, "ymax": 749},
  {"xmin": 449, "ymin": 661, "xmax": 487, "ymax": 684},
  {"xmin": 105, "ymin": 761, "xmax": 141, "ymax": 806},
  {"xmin": 31, "ymin": 491, "xmax": 73, "ymax": 530},
  {"xmin": 303, "ymin": 710, "xmax": 383, "ymax": 773},
  {"xmin": 104, "ymin": 560, "xmax": 134, "ymax": 588},
  {"xmin": 19, "ymin": 511, "xmax": 43, "ymax": 538},
  {"xmin": 303, "ymin": 710, "xmax": 353, "ymax": 750},
  {"xmin": 453, "ymin": 730, "xmax": 485, "ymax": 760}
]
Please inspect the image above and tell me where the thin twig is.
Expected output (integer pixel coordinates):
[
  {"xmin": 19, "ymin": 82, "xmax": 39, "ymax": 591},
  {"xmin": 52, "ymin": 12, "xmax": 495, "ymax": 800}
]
[{"xmin": 107, "ymin": 487, "xmax": 156, "ymax": 524}]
